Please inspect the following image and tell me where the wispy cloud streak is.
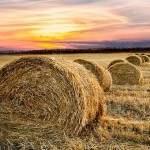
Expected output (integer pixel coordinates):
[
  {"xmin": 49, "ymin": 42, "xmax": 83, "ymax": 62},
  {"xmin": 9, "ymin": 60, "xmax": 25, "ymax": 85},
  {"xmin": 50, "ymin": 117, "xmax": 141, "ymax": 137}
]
[{"xmin": 0, "ymin": 0, "xmax": 150, "ymax": 49}]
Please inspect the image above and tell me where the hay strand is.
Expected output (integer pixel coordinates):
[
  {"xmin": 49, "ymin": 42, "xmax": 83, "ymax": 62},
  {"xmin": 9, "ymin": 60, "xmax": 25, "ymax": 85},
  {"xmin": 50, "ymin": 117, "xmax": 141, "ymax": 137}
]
[
  {"xmin": 108, "ymin": 62, "xmax": 143, "ymax": 85},
  {"xmin": 74, "ymin": 59, "xmax": 112, "ymax": 92},
  {"xmin": 0, "ymin": 57, "xmax": 104, "ymax": 135}
]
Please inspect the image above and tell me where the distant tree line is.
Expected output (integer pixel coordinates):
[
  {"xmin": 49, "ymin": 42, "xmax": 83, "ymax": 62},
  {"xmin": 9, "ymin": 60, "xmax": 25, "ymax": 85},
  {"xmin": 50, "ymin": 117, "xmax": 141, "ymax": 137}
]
[{"xmin": 0, "ymin": 47, "xmax": 150, "ymax": 54}]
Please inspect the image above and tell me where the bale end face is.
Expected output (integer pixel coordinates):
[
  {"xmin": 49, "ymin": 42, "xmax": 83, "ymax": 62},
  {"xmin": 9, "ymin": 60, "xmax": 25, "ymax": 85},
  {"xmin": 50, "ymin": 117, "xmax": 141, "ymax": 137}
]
[
  {"xmin": 108, "ymin": 62, "xmax": 143, "ymax": 85},
  {"xmin": 126, "ymin": 55, "xmax": 142, "ymax": 66}
]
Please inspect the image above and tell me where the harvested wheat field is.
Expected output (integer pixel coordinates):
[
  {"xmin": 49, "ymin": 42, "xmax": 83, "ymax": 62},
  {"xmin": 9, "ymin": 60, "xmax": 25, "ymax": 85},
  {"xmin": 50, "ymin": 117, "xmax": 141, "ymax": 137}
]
[{"xmin": 0, "ymin": 53, "xmax": 150, "ymax": 150}]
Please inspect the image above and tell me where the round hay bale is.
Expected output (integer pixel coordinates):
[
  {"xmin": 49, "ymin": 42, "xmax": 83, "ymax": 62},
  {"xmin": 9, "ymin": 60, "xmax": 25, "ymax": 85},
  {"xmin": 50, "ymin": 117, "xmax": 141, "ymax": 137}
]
[
  {"xmin": 107, "ymin": 59, "xmax": 125, "ymax": 69},
  {"xmin": 0, "ymin": 57, "xmax": 104, "ymax": 135},
  {"xmin": 108, "ymin": 62, "xmax": 143, "ymax": 85},
  {"xmin": 74, "ymin": 59, "xmax": 112, "ymax": 92},
  {"xmin": 141, "ymin": 55, "xmax": 150, "ymax": 63},
  {"xmin": 126, "ymin": 55, "xmax": 142, "ymax": 66}
]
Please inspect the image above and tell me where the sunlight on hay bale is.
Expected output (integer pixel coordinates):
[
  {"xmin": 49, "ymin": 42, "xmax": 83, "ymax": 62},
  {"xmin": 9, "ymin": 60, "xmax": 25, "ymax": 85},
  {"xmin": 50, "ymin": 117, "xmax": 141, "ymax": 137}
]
[
  {"xmin": 141, "ymin": 55, "xmax": 150, "ymax": 63},
  {"xmin": 74, "ymin": 59, "xmax": 112, "ymax": 92},
  {"xmin": 108, "ymin": 62, "xmax": 143, "ymax": 85},
  {"xmin": 126, "ymin": 55, "xmax": 142, "ymax": 66},
  {"xmin": 107, "ymin": 59, "xmax": 125, "ymax": 69},
  {"xmin": 0, "ymin": 57, "xmax": 105, "ymax": 135}
]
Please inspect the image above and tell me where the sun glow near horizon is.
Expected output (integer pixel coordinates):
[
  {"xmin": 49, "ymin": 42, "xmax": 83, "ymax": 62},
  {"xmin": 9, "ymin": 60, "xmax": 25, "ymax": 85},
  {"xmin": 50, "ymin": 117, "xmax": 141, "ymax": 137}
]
[{"xmin": 1, "ymin": 0, "xmax": 150, "ymax": 50}]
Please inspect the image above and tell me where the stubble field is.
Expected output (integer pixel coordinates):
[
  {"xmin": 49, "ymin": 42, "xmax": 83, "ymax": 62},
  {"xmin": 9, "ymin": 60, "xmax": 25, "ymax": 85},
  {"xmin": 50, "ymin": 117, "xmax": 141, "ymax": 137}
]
[{"xmin": 0, "ymin": 53, "xmax": 150, "ymax": 150}]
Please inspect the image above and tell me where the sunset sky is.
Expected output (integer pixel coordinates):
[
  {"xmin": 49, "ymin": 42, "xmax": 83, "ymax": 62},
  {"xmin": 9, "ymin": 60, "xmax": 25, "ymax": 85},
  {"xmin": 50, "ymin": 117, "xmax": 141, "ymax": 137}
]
[{"xmin": 0, "ymin": 0, "xmax": 150, "ymax": 50}]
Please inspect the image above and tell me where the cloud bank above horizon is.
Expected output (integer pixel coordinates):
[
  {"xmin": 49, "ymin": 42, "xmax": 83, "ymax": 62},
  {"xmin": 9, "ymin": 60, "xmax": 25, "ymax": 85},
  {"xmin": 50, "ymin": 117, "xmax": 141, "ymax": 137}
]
[{"xmin": 0, "ymin": 0, "xmax": 150, "ymax": 50}]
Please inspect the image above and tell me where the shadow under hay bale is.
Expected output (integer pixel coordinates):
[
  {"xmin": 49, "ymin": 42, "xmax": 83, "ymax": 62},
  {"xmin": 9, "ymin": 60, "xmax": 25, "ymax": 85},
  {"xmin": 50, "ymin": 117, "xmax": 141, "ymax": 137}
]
[
  {"xmin": 126, "ymin": 55, "xmax": 142, "ymax": 66},
  {"xmin": 108, "ymin": 62, "xmax": 143, "ymax": 85},
  {"xmin": 74, "ymin": 59, "xmax": 112, "ymax": 92},
  {"xmin": 141, "ymin": 55, "xmax": 150, "ymax": 63},
  {"xmin": 107, "ymin": 59, "xmax": 125, "ymax": 69},
  {"xmin": 0, "ymin": 57, "xmax": 104, "ymax": 135}
]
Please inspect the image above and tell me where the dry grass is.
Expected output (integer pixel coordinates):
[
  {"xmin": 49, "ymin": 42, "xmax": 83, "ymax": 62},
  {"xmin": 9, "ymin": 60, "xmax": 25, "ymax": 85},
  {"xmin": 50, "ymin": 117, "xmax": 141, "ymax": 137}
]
[
  {"xmin": 0, "ymin": 53, "xmax": 150, "ymax": 150},
  {"xmin": 74, "ymin": 59, "xmax": 112, "ymax": 92}
]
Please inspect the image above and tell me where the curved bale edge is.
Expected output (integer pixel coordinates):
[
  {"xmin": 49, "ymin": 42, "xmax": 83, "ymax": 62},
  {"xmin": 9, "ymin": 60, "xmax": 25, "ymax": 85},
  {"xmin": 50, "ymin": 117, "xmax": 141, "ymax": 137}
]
[
  {"xmin": 107, "ymin": 59, "xmax": 126, "ymax": 69},
  {"xmin": 74, "ymin": 59, "xmax": 112, "ymax": 92},
  {"xmin": 108, "ymin": 62, "xmax": 144, "ymax": 85},
  {"xmin": 139, "ymin": 55, "xmax": 145, "ymax": 63},
  {"xmin": 0, "ymin": 56, "xmax": 105, "ymax": 135},
  {"xmin": 126, "ymin": 55, "xmax": 142, "ymax": 66},
  {"xmin": 141, "ymin": 55, "xmax": 150, "ymax": 63}
]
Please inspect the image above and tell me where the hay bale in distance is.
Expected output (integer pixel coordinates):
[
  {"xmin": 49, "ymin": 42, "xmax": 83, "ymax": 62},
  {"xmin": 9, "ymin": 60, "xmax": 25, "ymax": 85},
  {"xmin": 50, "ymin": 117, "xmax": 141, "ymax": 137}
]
[
  {"xmin": 108, "ymin": 62, "xmax": 143, "ymax": 85},
  {"xmin": 0, "ymin": 57, "xmax": 104, "ymax": 135},
  {"xmin": 141, "ymin": 55, "xmax": 150, "ymax": 63},
  {"xmin": 74, "ymin": 59, "xmax": 112, "ymax": 92},
  {"xmin": 126, "ymin": 55, "xmax": 142, "ymax": 66},
  {"xmin": 139, "ymin": 55, "xmax": 145, "ymax": 63},
  {"xmin": 107, "ymin": 59, "xmax": 125, "ymax": 69}
]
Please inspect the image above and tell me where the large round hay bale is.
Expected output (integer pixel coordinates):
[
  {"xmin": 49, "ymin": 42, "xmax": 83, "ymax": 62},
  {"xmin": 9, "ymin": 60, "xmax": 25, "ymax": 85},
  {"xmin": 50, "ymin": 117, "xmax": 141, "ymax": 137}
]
[
  {"xmin": 0, "ymin": 57, "xmax": 104, "ymax": 135},
  {"xmin": 141, "ymin": 55, "xmax": 149, "ymax": 63},
  {"xmin": 107, "ymin": 59, "xmax": 125, "ymax": 69},
  {"xmin": 108, "ymin": 62, "xmax": 143, "ymax": 85},
  {"xmin": 126, "ymin": 55, "xmax": 142, "ymax": 66},
  {"xmin": 74, "ymin": 59, "xmax": 112, "ymax": 92}
]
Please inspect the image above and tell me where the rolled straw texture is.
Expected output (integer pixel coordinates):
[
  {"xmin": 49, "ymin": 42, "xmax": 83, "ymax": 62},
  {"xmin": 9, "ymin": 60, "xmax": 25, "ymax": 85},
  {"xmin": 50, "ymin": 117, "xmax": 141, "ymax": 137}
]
[
  {"xmin": 74, "ymin": 59, "xmax": 112, "ymax": 92},
  {"xmin": 126, "ymin": 55, "xmax": 142, "ymax": 66},
  {"xmin": 107, "ymin": 59, "xmax": 125, "ymax": 69},
  {"xmin": 108, "ymin": 62, "xmax": 143, "ymax": 85},
  {"xmin": 141, "ymin": 55, "xmax": 149, "ymax": 63},
  {"xmin": 0, "ymin": 57, "xmax": 104, "ymax": 135}
]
